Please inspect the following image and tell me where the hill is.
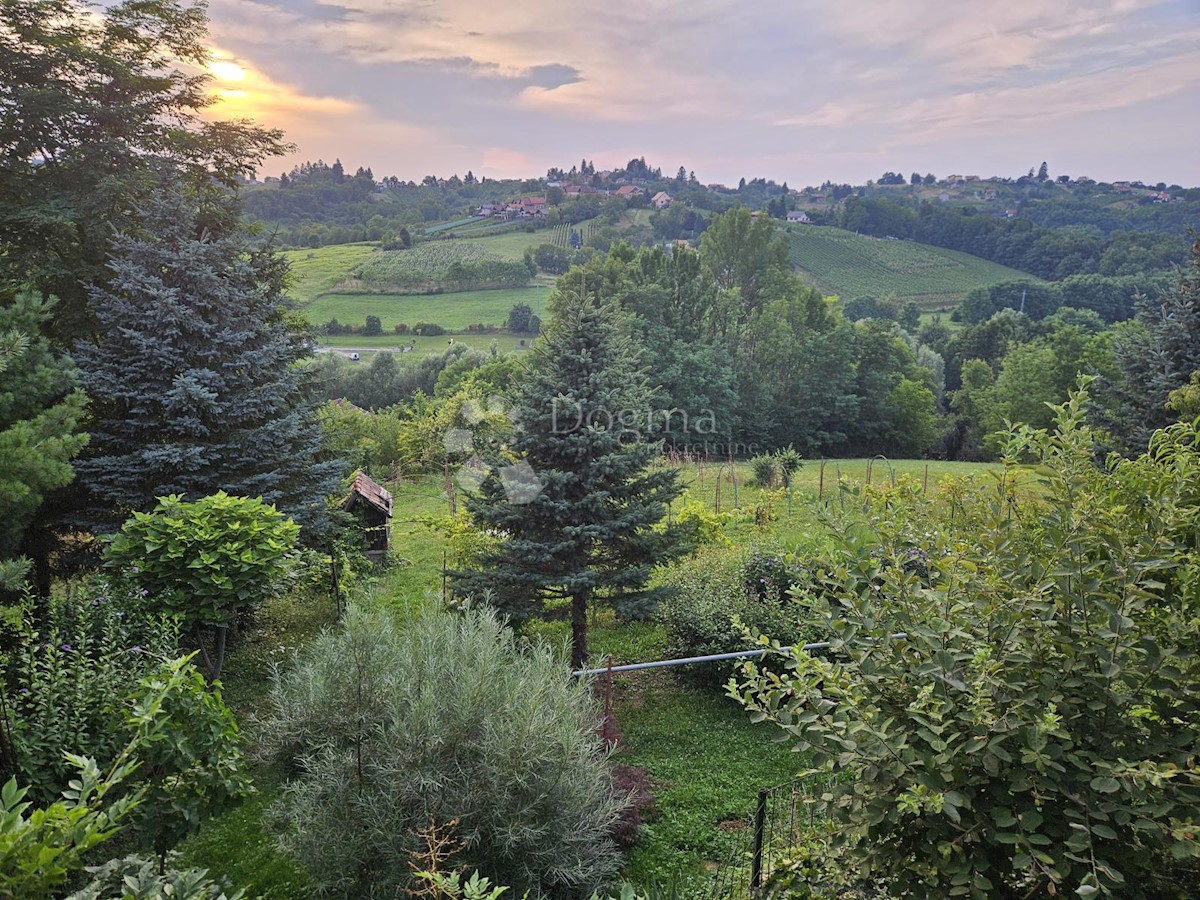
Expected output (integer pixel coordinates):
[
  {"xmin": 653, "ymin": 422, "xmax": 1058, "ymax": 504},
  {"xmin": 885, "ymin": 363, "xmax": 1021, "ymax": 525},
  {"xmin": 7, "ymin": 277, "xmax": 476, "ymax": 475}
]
[{"xmin": 786, "ymin": 226, "xmax": 1039, "ymax": 310}]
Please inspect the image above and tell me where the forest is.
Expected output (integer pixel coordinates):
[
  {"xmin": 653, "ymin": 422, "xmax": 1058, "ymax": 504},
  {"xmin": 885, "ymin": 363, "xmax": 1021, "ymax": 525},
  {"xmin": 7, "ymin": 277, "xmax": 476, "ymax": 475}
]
[{"xmin": 2, "ymin": 2, "xmax": 1199, "ymax": 899}]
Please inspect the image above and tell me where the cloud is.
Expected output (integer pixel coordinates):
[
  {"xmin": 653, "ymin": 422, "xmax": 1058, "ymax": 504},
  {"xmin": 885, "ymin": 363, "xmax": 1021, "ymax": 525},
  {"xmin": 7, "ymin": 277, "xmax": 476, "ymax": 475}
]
[
  {"xmin": 197, "ymin": 0, "xmax": 1200, "ymax": 185},
  {"xmin": 775, "ymin": 47, "xmax": 1200, "ymax": 139},
  {"xmin": 204, "ymin": 48, "xmax": 361, "ymax": 120}
]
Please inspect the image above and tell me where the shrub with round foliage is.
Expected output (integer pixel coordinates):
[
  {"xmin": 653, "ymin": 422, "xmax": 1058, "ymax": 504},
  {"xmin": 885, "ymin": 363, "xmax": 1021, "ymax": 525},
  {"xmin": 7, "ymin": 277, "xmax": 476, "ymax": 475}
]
[
  {"xmin": 257, "ymin": 606, "xmax": 626, "ymax": 899},
  {"xmin": 659, "ymin": 545, "xmax": 815, "ymax": 687},
  {"xmin": 104, "ymin": 492, "xmax": 300, "ymax": 677}
]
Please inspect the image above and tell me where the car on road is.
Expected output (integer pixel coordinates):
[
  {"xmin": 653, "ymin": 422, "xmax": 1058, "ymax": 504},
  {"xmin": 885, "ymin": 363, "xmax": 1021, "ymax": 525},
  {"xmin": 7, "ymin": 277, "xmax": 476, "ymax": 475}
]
[{"xmin": 348, "ymin": 352, "xmax": 360, "ymax": 361}]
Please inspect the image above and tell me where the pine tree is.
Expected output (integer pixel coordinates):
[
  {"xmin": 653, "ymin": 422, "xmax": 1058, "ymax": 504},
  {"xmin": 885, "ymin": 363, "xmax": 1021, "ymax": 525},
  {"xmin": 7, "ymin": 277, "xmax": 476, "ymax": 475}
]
[
  {"xmin": 0, "ymin": 295, "xmax": 88, "ymax": 597},
  {"xmin": 73, "ymin": 181, "xmax": 342, "ymax": 536},
  {"xmin": 1095, "ymin": 241, "xmax": 1200, "ymax": 454},
  {"xmin": 453, "ymin": 291, "xmax": 692, "ymax": 668}
]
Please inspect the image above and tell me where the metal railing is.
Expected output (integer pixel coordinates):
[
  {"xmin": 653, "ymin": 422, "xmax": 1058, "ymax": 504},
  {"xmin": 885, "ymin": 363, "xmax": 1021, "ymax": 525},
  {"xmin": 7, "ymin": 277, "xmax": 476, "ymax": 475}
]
[{"xmin": 571, "ymin": 634, "xmax": 907, "ymax": 678}]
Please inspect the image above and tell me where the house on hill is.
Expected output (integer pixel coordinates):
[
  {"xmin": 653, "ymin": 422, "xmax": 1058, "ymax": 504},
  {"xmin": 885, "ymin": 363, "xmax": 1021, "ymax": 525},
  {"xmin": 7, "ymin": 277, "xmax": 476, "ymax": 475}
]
[
  {"xmin": 786, "ymin": 209, "xmax": 811, "ymax": 224},
  {"xmin": 938, "ymin": 191, "xmax": 952, "ymax": 202},
  {"xmin": 651, "ymin": 191, "xmax": 673, "ymax": 209},
  {"xmin": 504, "ymin": 197, "xmax": 546, "ymax": 218},
  {"xmin": 343, "ymin": 471, "xmax": 393, "ymax": 561},
  {"xmin": 615, "ymin": 185, "xmax": 643, "ymax": 198}
]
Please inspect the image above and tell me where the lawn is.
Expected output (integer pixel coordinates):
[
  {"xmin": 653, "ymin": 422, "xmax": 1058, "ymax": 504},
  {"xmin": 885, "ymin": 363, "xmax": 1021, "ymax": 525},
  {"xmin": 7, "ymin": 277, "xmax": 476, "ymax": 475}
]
[
  {"xmin": 787, "ymin": 226, "xmax": 1039, "ymax": 310},
  {"xmin": 305, "ymin": 285, "xmax": 550, "ymax": 332},
  {"xmin": 455, "ymin": 228, "xmax": 545, "ymax": 260}
]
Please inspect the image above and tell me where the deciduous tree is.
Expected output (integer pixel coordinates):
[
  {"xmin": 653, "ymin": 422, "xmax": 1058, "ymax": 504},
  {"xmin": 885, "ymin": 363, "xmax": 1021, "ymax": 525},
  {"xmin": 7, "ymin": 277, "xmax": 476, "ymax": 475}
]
[{"xmin": 0, "ymin": 0, "xmax": 286, "ymax": 345}]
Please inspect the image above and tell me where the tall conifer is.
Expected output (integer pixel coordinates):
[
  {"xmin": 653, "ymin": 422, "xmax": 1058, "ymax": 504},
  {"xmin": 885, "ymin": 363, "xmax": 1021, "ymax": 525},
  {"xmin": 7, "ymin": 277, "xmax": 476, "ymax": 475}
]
[
  {"xmin": 73, "ymin": 182, "xmax": 341, "ymax": 536},
  {"xmin": 454, "ymin": 290, "xmax": 692, "ymax": 668}
]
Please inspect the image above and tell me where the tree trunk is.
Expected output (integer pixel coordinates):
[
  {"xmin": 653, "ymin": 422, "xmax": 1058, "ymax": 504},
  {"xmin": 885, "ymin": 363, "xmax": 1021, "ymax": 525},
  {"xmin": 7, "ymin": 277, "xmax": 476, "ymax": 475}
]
[{"xmin": 571, "ymin": 588, "xmax": 590, "ymax": 670}]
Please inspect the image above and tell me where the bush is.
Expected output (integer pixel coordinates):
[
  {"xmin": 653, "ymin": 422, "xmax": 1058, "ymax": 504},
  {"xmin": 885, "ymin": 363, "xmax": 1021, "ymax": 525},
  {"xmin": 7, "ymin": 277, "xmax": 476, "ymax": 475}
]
[
  {"xmin": 1, "ymin": 659, "xmax": 249, "ymax": 899},
  {"xmin": 363, "ymin": 315, "xmax": 382, "ymax": 336},
  {"xmin": 731, "ymin": 389, "xmax": 1200, "ymax": 898},
  {"xmin": 68, "ymin": 853, "xmax": 245, "ymax": 899},
  {"xmin": 257, "ymin": 606, "xmax": 626, "ymax": 898},
  {"xmin": 104, "ymin": 492, "xmax": 300, "ymax": 678},
  {"xmin": 506, "ymin": 302, "xmax": 535, "ymax": 333},
  {"xmin": 750, "ymin": 454, "xmax": 778, "ymax": 488},
  {"xmin": 413, "ymin": 322, "xmax": 446, "ymax": 336},
  {"xmin": 658, "ymin": 545, "xmax": 814, "ymax": 687},
  {"xmin": 776, "ymin": 446, "xmax": 803, "ymax": 487}
]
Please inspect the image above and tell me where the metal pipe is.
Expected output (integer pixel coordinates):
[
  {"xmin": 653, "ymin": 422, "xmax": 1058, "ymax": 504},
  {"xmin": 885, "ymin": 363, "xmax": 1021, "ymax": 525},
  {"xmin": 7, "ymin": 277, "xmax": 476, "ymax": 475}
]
[{"xmin": 571, "ymin": 632, "xmax": 908, "ymax": 677}]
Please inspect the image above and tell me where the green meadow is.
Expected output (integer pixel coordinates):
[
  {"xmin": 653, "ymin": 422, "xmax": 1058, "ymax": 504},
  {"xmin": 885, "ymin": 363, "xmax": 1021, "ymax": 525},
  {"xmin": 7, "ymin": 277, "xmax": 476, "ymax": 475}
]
[{"xmin": 306, "ymin": 285, "xmax": 550, "ymax": 332}]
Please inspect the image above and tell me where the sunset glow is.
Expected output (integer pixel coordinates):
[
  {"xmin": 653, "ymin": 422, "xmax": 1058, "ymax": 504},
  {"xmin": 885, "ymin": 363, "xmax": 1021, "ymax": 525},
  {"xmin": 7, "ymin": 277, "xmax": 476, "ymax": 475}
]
[{"xmin": 198, "ymin": 0, "xmax": 1200, "ymax": 184}]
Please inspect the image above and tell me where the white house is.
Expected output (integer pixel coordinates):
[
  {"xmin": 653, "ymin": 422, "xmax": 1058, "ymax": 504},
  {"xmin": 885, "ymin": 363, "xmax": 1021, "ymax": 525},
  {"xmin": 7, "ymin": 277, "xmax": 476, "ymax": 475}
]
[
  {"xmin": 786, "ymin": 209, "xmax": 811, "ymax": 224},
  {"xmin": 651, "ymin": 191, "xmax": 673, "ymax": 209}
]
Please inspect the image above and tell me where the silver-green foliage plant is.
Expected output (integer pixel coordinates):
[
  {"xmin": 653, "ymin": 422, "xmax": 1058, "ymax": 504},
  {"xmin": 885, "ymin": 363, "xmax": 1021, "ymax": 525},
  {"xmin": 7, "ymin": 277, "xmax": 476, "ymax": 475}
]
[
  {"xmin": 67, "ymin": 853, "xmax": 245, "ymax": 900},
  {"xmin": 257, "ymin": 606, "xmax": 625, "ymax": 899},
  {"xmin": 730, "ymin": 386, "xmax": 1200, "ymax": 898}
]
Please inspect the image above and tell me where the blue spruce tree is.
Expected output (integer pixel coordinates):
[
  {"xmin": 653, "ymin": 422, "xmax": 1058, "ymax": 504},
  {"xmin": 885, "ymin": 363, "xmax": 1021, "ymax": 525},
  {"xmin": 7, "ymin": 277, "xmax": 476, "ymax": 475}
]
[
  {"xmin": 73, "ymin": 182, "xmax": 341, "ymax": 536},
  {"xmin": 453, "ymin": 287, "xmax": 693, "ymax": 668}
]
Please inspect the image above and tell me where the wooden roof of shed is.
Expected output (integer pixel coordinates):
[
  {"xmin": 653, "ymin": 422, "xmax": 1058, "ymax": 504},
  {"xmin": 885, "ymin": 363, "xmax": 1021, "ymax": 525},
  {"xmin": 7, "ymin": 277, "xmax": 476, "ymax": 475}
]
[{"xmin": 343, "ymin": 471, "xmax": 393, "ymax": 517}]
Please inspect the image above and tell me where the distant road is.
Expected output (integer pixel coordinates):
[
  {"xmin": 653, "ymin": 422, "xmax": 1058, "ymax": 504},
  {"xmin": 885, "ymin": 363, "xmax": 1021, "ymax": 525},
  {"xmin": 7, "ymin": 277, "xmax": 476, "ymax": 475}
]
[{"xmin": 315, "ymin": 346, "xmax": 414, "ymax": 356}]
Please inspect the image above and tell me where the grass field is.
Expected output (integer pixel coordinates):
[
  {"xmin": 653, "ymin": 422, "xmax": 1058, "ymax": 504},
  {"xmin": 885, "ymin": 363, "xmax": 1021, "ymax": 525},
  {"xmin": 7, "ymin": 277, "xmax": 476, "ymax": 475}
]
[
  {"xmin": 318, "ymin": 332, "xmax": 535, "ymax": 357},
  {"xmin": 284, "ymin": 232, "xmax": 549, "ymax": 336},
  {"xmin": 453, "ymin": 228, "xmax": 543, "ymax": 260},
  {"xmin": 787, "ymin": 226, "xmax": 1038, "ymax": 310},
  {"xmin": 306, "ymin": 285, "xmax": 550, "ymax": 332},
  {"xmin": 283, "ymin": 243, "xmax": 377, "ymax": 304}
]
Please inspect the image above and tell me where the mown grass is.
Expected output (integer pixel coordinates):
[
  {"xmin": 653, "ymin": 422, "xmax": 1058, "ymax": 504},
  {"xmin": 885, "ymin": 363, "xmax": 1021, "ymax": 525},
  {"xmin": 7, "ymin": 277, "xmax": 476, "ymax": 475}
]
[
  {"xmin": 454, "ymin": 229, "xmax": 543, "ymax": 261},
  {"xmin": 317, "ymin": 332, "xmax": 536, "ymax": 358},
  {"xmin": 305, "ymin": 285, "xmax": 551, "ymax": 332}
]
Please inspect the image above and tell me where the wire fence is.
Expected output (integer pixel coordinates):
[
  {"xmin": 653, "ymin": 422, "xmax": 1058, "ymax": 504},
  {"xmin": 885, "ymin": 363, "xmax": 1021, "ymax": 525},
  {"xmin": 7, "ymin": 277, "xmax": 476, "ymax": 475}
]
[{"xmin": 705, "ymin": 773, "xmax": 838, "ymax": 900}]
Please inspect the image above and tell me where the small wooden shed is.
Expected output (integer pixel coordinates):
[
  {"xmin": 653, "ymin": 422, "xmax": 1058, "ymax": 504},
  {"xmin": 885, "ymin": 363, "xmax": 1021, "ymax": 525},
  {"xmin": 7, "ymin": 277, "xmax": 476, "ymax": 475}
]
[{"xmin": 343, "ymin": 471, "xmax": 393, "ymax": 561}]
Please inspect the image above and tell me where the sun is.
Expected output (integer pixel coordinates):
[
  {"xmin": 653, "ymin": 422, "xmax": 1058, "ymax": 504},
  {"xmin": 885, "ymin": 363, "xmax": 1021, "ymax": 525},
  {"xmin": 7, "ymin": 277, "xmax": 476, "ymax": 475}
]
[{"xmin": 208, "ymin": 58, "xmax": 247, "ymax": 83}]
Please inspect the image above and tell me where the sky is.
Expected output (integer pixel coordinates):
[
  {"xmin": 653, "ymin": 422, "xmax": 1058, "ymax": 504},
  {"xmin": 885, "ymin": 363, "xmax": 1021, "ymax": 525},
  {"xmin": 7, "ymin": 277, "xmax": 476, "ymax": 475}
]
[{"xmin": 200, "ymin": 0, "xmax": 1200, "ymax": 187}]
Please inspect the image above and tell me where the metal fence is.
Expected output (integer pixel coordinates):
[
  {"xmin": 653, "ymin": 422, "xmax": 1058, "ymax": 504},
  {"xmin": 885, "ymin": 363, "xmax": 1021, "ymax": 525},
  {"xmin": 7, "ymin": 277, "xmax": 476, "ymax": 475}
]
[{"xmin": 706, "ymin": 773, "xmax": 838, "ymax": 900}]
